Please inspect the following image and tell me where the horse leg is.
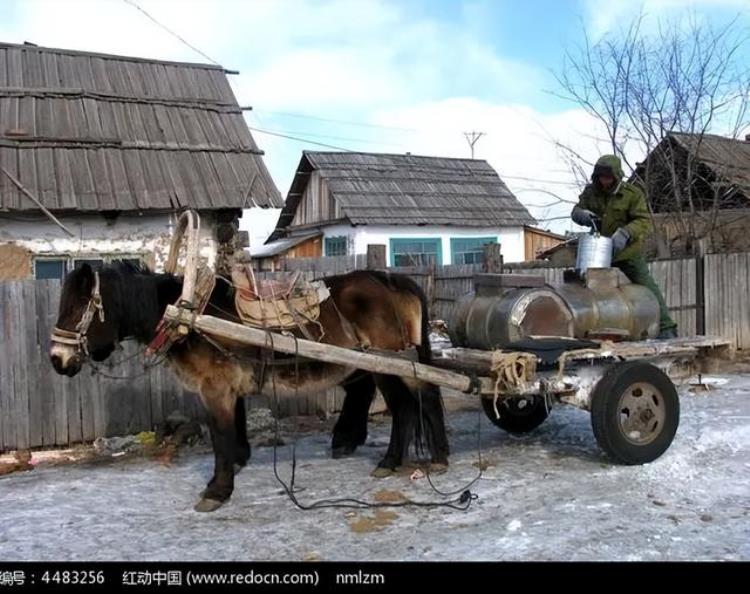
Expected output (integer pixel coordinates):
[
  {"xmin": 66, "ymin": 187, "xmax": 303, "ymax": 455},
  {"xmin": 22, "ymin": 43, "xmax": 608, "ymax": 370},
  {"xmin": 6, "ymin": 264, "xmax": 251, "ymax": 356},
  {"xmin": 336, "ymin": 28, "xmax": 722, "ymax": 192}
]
[
  {"xmin": 413, "ymin": 383, "xmax": 450, "ymax": 471},
  {"xmin": 371, "ymin": 375, "xmax": 416, "ymax": 478},
  {"xmin": 332, "ymin": 372, "xmax": 375, "ymax": 458},
  {"xmin": 234, "ymin": 397, "xmax": 251, "ymax": 469},
  {"xmin": 195, "ymin": 383, "xmax": 238, "ymax": 513}
]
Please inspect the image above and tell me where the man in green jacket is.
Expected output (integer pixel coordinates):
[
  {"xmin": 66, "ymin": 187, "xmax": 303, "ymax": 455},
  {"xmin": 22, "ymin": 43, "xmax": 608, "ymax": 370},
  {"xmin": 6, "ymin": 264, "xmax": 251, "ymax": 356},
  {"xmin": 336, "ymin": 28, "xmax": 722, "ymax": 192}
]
[{"xmin": 572, "ymin": 155, "xmax": 678, "ymax": 339}]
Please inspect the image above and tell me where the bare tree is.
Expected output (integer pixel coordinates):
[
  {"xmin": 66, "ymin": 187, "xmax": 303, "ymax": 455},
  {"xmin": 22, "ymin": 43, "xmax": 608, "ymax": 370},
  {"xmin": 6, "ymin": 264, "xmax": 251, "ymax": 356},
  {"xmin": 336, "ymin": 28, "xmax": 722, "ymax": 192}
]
[{"xmin": 554, "ymin": 12, "xmax": 750, "ymax": 256}]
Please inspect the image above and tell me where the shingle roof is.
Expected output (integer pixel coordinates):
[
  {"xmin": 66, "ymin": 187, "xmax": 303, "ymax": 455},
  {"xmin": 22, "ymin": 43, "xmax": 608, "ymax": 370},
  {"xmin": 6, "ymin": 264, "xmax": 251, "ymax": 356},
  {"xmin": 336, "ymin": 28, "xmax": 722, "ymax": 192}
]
[
  {"xmin": 0, "ymin": 42, "xmax": 281, "ymax": 212},
  {"xmin": 670, "ymin": 132, "xmax": 750, "ymax": 195},
  {"xmin": 272, "ymin": 151, "xmax": 534, "ymax": 237},
  {"xmin": 251, "ymin": 230, "xmax": 321, "ymax": 258}
]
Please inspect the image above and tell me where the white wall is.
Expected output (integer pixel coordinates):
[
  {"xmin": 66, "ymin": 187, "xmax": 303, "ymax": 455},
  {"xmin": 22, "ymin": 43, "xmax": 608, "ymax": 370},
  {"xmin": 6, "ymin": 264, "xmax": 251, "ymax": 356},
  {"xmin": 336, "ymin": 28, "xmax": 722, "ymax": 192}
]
[
  {"xmin": 320, "ymin": 224, "xmax": 525, "ymax": 264},
  {"xmin": 0, "ymin": 212, "xmax": 219, "ymax": 272},
  {"xmin": 239, "ymin": 207, "xmax": 282, "ymax": 253}
]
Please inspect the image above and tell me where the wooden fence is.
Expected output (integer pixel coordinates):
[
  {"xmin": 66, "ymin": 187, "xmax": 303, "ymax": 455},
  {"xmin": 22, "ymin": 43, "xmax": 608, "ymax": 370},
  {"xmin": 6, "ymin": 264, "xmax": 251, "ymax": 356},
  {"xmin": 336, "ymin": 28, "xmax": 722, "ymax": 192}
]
[
  {"xmin": 0, "ymin": 281, "xmax": 204, "ymax": 450},
  {"xmin": 0, "ymin": 252, "xmax": 743, "ymax": 450},
  {"xmin": 704, "ymin": 252, "xmax": 750, "ymax": 348},
  {"xmin": 279, "ymin": 253, "xmax": 700, "ymax": 333},
  {"xmin": 0, "ymin": 281, "xmax": 343, "ymax": 451}
]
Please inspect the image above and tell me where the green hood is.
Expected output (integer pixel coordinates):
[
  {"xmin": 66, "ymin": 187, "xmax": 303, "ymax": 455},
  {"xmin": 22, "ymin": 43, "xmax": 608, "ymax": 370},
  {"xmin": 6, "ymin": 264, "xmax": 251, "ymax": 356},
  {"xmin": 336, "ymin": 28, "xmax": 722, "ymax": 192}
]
[{"xmin": 592, "ymin": 154, "xmax": 625, "ymax": 183}]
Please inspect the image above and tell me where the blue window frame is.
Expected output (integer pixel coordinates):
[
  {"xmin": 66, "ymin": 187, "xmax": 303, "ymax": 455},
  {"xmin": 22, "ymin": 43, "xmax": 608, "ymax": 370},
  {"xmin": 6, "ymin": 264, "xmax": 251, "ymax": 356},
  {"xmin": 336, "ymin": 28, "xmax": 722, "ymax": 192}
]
[
  {"xmin": 390, "ymin": 238, "xmax": 442, "ymax": 267},
  {"xmin": 34, "ymin": 259, "xmax": 67, "ymax": 280},
  {"xmin": 325, "ymin": 236, "xmax": 348, "ymax": 256},
  {"xmin": 450, "ymin": 237, "xmax": 497, "ymax": 265}
]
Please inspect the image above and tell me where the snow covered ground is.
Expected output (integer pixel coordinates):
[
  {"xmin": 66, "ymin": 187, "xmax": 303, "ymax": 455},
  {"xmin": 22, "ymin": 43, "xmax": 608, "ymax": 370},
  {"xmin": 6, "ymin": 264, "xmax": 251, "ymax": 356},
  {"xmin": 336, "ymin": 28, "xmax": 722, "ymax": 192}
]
[{"xmin": 1, "ymin": 374, "xmax": 748, "ymax": 561}]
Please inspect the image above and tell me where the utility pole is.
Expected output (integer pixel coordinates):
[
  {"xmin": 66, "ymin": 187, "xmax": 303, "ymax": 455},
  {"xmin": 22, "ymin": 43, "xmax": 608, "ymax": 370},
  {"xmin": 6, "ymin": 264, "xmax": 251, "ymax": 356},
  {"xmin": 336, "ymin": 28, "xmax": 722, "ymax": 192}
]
[{"xmin": 463, "ymin": 131, "xmax": 485, "ymax": 159}]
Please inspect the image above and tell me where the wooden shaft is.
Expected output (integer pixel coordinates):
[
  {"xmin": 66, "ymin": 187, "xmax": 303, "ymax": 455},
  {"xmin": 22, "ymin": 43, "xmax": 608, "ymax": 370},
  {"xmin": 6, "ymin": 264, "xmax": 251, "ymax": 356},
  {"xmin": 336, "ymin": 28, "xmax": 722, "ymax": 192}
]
[
  {"xmin": 163, "ymin": 305, "xmax": 483, "ymax": 393},
  {"xmin": 165, "ymin": 211, "xmax": 200, "ymax": 307}
]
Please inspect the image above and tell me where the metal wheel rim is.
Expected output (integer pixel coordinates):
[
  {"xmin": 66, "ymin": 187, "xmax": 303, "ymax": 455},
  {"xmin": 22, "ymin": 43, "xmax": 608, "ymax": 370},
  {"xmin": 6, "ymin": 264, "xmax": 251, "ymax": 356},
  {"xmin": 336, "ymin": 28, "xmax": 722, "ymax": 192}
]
[
  {"xmin": 616, "ymin": 382, "xmax": 666, "ymax": 445},
  {"xmin": 504, "ymin": 396, "xmax": 539, "ymax": 416}
]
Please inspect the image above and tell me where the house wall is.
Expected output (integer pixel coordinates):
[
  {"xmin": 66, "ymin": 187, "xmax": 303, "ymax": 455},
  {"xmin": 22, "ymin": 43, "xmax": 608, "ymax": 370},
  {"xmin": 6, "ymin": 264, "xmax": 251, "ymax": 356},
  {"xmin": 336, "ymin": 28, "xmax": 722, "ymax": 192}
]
[
  {"xmin": 287, "ymin": 235, "xmax": 323, "ymax": 259},
  {"xmin": 647, "ymin": 209, "xmax": 750, "ymax": 257},
  {"xmin": 524, "ymin": 228, "xmax": 566, "ymax": 260},
  {"xmin": 0, "ymin": 212, "xmax": 220, "ymax": 279},
  {"xmin": 290, "ymin": 171, "xmax": 340, "ymax": 227},
  {"xmin": 319, "ymin": 223, "xmax": 526, "ymax": 264}
]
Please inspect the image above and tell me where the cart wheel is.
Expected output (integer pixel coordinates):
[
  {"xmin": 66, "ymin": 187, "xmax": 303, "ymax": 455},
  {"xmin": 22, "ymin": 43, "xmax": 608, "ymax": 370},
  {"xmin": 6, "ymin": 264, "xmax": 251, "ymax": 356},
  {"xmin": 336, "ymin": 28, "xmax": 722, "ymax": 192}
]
[
  {"xmin": 590, "ymin": 361, "xmax": 679, "ymax": 465},
  {"xmin": 481, "ymin": 395, "xmax": 549, "ymax": 434}
]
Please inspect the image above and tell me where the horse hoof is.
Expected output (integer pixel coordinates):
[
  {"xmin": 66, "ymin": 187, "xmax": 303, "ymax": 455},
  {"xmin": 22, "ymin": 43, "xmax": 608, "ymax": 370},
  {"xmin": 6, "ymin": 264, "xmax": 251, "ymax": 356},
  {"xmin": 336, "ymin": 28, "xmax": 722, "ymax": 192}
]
[
  {"xmin": 429, "ymin": 463, "xmax": 449, "ymax": 475},
  {"xmin": 194, "ymin": 498, "xmax": 226, "ymax": 513},
  {"xmin": 331, "ymin": 445, "xmax": 356, "ymax": 459},
  {"xmin": 371, "ymin": 467, "xmax": 395, "ymax": 479}
]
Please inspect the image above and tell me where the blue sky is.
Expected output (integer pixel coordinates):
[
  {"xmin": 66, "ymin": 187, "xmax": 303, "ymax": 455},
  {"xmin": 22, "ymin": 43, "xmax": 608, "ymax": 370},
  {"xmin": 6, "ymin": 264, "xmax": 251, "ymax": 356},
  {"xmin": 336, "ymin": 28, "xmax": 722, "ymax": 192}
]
[{"xmin": 1, "ymin": 0, "xmax": 748, "ymax": 242}]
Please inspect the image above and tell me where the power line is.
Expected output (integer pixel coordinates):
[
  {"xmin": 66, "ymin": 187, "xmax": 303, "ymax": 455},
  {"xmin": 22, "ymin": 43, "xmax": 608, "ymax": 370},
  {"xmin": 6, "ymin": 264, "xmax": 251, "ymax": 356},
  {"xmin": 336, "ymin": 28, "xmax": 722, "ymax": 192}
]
[
  {"xmin": 245, "ymin": 123, "xmax": 406, "ymax": 149},
  {"xmin": 248, "ymin": 126, "xmax": 354, "ymax": 151},
  {"xmin": 496, "ymin": 172, "xmax": 582, "ymax": 187},
  {"xmin": 252, "ymin": 108, "xmax": 424, "ymax": 133},
  {"xmin": 251, "ymin": 107, "xmax": 471, "ymax": 137},
  {"xmin": 122, "ymin": 0, "xmax": 221, "ymax": 66}
]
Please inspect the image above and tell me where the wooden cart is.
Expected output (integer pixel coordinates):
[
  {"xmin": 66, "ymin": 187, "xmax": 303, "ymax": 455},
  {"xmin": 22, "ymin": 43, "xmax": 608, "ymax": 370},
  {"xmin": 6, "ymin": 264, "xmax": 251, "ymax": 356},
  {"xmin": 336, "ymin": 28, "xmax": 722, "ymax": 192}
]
[{"xmin": 161, "ymin": 211, "xmax": 733, "ymax": 465}]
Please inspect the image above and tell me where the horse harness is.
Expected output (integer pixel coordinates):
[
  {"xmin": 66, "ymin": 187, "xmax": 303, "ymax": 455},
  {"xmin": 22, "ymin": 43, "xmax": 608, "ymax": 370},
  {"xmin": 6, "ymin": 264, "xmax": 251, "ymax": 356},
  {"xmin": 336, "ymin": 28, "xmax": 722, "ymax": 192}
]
[{"xmin": 51, "ymin": 271, "xmax": 106, "ymax": 358}]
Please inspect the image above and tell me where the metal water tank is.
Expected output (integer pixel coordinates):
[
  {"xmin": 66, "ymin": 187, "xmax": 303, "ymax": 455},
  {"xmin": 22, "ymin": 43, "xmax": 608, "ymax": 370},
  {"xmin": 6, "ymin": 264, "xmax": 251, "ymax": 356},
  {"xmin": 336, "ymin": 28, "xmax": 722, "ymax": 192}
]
[
  {"xmin": 449, "ymin": 274, "xmax": 575, "ymax": 350},
  {"xmin": 449, "ymin": 270, "xmax": 660, "ymax": 349}
]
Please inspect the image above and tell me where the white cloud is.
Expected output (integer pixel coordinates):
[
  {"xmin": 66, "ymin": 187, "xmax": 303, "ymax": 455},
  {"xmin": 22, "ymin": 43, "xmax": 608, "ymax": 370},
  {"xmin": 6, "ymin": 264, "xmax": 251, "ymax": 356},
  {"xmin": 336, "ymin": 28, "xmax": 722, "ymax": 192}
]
[
  {"xmin": 370, "ymin": 98, "xmax": 612, "ymax": 233},
  {"xmin": 0, "ymin": 0, "xmax": 618, "ymax": 238},
  {"xmin": 584, "ymin": 0, "xmax": 749, "ymax": 38}
]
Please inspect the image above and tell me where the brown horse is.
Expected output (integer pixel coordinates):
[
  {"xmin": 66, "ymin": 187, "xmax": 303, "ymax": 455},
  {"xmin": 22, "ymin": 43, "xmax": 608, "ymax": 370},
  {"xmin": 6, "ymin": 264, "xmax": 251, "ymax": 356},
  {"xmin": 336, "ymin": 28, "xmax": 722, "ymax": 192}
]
[{"xmin": 49, "ymin": 262, "xmax": 449, "ymax": 511}]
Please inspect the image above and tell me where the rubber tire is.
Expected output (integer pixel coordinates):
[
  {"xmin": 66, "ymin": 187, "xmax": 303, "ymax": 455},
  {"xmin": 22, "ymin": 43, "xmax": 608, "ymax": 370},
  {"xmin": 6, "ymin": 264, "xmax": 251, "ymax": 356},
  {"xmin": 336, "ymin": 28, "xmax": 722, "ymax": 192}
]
[
  {"xmin": 481, "ymin": 395, "xmax": 549, "ymax": 434},
  {"xmin": 591, "ymin": 361, "xmax": 679, "ymax": 465}
]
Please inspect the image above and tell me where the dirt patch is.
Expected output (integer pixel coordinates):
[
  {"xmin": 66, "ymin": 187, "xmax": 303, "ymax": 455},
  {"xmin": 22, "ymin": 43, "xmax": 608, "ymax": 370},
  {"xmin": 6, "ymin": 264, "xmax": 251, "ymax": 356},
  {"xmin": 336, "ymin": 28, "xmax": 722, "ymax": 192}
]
[
  {"xmin": 348, "ymin": 510, "xmax": 399, "ymax": 534},
  {"xmin": 373, "ymin": 489, "xmax": 408, "ymax": 504},
  {"xmin": 472, "ymin": 458, "xmax": 496, "ymax": 471}
]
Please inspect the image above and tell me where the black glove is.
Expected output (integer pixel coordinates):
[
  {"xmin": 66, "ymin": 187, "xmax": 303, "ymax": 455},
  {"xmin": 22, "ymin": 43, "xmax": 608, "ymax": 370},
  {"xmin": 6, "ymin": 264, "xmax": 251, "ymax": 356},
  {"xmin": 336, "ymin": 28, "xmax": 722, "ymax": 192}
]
[
  {"xmin": 572, "ymin": 207, "xmax": 600, "ymax": 229},
  {"xmin": 611, "ymin": 227, "xmax": 631, "ymax": 254}
]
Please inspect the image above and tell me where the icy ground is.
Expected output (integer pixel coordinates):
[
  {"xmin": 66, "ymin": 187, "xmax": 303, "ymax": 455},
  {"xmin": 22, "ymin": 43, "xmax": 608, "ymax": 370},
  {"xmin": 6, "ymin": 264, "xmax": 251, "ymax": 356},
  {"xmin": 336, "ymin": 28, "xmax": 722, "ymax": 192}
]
[{"xmin": 1, "ymin": 376, "xmax": 748, "ymax": 561}]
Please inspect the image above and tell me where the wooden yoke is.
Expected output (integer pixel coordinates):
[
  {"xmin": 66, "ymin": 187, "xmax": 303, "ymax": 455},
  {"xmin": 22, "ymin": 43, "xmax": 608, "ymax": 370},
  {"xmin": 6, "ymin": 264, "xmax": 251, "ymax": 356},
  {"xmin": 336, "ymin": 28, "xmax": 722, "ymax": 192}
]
[{"xmin": 165, "ymin": 210, "xmax": 201, "ymax": 308}]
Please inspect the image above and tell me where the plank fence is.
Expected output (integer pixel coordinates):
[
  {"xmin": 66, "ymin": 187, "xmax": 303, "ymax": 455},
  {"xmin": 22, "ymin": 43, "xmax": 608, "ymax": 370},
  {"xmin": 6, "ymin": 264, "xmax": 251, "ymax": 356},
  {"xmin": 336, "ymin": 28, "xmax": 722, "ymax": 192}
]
[{"xmin": 0, "ymin": 252, "xmax": 743, "ymax": 450}]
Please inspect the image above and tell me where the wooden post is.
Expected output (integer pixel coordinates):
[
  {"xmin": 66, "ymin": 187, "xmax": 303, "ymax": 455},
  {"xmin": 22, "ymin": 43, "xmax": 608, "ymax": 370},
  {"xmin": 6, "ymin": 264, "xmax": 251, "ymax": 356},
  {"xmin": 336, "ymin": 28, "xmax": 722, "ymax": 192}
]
[
  {"xmin": 0, "ymin": 166, "xmax": 75, "ymax": 237},
  {"xmin": 483, "ymin": 243, "xmax": 503, "ymax": 273},
  {"xmin": 366, "ymin": 244, "xmax": 386, "ymax": 270}
]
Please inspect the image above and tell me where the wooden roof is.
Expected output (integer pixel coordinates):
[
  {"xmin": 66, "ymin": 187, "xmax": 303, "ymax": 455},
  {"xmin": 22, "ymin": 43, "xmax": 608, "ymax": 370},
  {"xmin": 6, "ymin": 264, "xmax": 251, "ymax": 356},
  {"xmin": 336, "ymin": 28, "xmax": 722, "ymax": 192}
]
[
  {"xmin": 670, "ymin": 132, "xmax": 750, "ymax": 196},
  {"xmin": 272, "ymin": 151, "xmax": 534, "ymax": 237},
  {"xmin": 0, "ymin": 42, "xmax": 281, "ymax": 213}
]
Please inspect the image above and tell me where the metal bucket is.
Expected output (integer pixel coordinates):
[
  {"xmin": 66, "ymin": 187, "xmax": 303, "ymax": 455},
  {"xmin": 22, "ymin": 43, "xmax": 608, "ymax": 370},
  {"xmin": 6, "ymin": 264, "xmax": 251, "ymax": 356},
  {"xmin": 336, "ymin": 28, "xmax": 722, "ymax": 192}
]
[{"xmin": 576, "ymin": 233, "xmax": 612, "ymax": 274}]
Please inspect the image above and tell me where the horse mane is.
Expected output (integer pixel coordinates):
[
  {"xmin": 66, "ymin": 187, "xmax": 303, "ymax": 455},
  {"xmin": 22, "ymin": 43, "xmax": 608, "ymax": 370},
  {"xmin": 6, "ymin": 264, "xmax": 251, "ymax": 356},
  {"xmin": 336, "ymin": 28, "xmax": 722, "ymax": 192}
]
[{"xmin": 96, "ymin": 261, "xmax": 183, "ymax": 342}]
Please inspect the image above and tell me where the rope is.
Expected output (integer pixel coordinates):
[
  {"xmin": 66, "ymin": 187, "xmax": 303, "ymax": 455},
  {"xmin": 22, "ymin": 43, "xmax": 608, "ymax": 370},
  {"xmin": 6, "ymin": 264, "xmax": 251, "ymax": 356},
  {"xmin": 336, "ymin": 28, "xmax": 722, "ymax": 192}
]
[
  {"xmin": 88, "ymin": 345, "xmax": 168, "ymax": 380},
  {"xmin": 267, "ymin": 330, "xmax": 476, "ymax": 511},
  {"xmin": 489, "ymin": 351, "xmax": 538, "ymax": 420}
]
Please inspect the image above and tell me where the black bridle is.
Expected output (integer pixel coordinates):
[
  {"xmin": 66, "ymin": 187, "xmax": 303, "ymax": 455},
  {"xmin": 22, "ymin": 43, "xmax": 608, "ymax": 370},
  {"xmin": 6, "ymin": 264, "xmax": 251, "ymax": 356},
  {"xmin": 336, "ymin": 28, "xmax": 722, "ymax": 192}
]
[{"xmin": 51, "ymin": 271, "xmax": 106, "ymax": 358}]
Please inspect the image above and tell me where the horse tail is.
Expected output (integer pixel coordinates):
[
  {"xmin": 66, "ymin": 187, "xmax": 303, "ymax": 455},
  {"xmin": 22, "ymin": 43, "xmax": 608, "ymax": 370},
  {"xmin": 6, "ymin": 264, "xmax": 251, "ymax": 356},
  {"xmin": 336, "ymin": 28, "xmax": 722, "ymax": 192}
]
[{"xmin": 393, "ymin": 273, "xmax": 446, "ymax": 461}]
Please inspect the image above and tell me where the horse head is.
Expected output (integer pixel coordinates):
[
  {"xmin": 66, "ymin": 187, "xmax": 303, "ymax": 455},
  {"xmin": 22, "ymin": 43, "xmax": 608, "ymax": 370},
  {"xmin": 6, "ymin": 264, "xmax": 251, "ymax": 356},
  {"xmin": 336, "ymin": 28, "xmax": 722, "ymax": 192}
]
[{"xmin": 49, "ymin": 263, "xmax": 121, "ymax": 376}]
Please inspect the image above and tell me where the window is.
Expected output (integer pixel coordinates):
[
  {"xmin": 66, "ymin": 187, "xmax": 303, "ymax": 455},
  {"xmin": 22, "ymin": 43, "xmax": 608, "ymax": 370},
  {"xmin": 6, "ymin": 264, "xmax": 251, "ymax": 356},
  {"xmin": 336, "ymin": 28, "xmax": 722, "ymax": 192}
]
[
  {"xmin": 325, "ymin": 236, "xmax": 348, "ymax": 257},
  {"xmin": 34, "ymin": 259, "xmax": 67, "ymax": 280},
  {"xmin": 73, "ymin": 258, "xmax": 104, "ymax": 271},
  {"xmin": 390, "ymin": 238, "xmax": 442, "ymax": 267},
  {"xmin": 450, "ymin": 237, "xmax": 497, "ymax": 265},
  {"xmin": 33, "ymin": 254, "xmax": 144, "ymax": 280},
  {"xmin": 121, "ymin": 258, "xmax": 143, "ymax": 269}
]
